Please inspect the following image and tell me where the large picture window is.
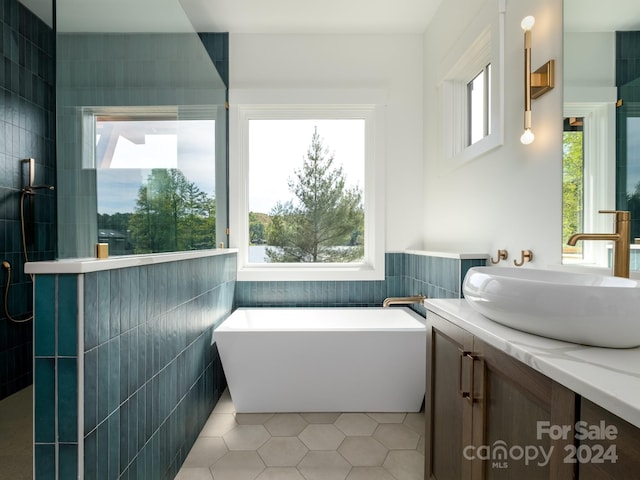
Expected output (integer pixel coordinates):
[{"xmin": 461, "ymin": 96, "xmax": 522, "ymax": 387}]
[
  {"xmin": 84, "ymin": 107, "xmax": 218, "ymax": 255},
  {"xmin": 230, "ymin": 104, "xmax": 385, "ymax": 281}
]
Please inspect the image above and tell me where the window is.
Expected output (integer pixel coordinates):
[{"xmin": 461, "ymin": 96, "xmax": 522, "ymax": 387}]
[
  {"xmin": 562, "ymin": 103, "xmax": 615, "ymax": 268},
  {"xmin": 84, "ymin": 107, "xmax": 219, "ymax": 255},
  {"xmin": 468, "ymin": 64, "xmax": 492, "ymax": 146},
  {"xmin": 562, "ymin": 117, "xmax": 584, "ymax": 261},
  {"xmin": 440, "ymin": 2, "xmax": 504, "ymax": 170},
  {"xmin": 230, "ymin": 103, "xmax": 385, "ymax": 281}
]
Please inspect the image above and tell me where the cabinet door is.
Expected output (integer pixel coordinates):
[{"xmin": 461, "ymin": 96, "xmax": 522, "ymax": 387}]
[
  {"xmin": 475, "ymin": 340, "xmax": 576, "ymax": 480},
  {"xmin": 425, "ymin": 312, "xmax": 476, "ymax": 480},
  {"xmin": 578, "ymin": 398, "xmax": 640, "ymax": 479}
]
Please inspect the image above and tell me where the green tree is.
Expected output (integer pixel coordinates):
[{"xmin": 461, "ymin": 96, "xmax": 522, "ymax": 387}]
[
  {"xmin": 265, "ymin": 128, "xmax": 364, "ymax": 262},
  {"xmin": 563, "ymin": 131, "xmax": 584, "ymax": 244},
  {"xmin": 128, "ymin": 169, "xmax": 215, "ymax": 253},
  {"xmin": 626, "ymin": 181, "xmax": 640, "ymax": 241},
  {"xmin": 249, "ymin": 212, "xmax": 270, "ymax": 244}
]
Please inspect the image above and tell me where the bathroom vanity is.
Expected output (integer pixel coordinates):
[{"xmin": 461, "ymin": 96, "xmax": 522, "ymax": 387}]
[{"xmin": 424, "ymin": 299, "xmax": 640, "ymax": 479}]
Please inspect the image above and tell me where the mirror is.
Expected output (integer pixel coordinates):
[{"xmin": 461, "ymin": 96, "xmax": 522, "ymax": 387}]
[
  {"xmin": 55, "ymin": 0, "xmax": 228, "ymax": 258},
  {"xmin": 563, "ymin": 0, "xmax": 640, "ymax": 271}
]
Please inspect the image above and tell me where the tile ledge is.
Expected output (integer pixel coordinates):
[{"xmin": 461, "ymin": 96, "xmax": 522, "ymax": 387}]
[
  {"xmin": 398, "ymin": 250, "xmax": 489, "ymax": 260},
  {"xmin": 25, "ymin": 249, "xmax": 238, "ymax": 274}
]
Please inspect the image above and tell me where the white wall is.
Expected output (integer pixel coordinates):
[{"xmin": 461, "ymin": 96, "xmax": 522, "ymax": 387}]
[
  {"xmin": 564, "ymin": 32, "xmax": 615, "ymax": 88},
  {"xmin": 229, "ymin": 34, "xmax": 425, "ymax": 251},
  {"xmin": 423, "ymin": 0, "xmax": 564, "ymax": 267}
]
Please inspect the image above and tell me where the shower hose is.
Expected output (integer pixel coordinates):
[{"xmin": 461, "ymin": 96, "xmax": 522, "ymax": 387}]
[{"xmin": 3, "ymin": 190, "xmax": 36, "ymax": 323}]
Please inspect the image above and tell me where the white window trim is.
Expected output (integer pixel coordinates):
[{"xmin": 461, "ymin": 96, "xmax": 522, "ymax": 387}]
[
  {"xmin": 229, "ymin": 94, "xmax": 386, "ymax": 282},
  {"xmin": 563, "ymin": 101, "xmax": 616, "ymax": 268},
  {"xmin": 438, "ymin": 0, "xmax": 505, "ymax": 172}
]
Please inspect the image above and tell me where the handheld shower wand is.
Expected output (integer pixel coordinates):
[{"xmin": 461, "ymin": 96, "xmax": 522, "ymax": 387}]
[{"xmin": 3, "ymin": 159, "xmax": 55, "ymax": 323}]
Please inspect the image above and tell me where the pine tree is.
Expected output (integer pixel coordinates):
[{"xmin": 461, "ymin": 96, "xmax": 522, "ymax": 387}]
[{"xmin": 266, "ymin": 128, "xmax": 364, "ymax": 262}]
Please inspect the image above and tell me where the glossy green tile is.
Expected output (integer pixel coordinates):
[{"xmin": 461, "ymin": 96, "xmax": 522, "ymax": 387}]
[
  {"xmin": 34, "ymin": 357, "xmax": 55, "ymax": 443},
  {"xmin": 34, "ymin": 274, "xmax": 55, "ymax": 357},
  {"xmin": 57, "ymin": 274, "xmax": 78, "ymax": 356},
  {"xmin": 58, "ymin": 357, "xmax": 78, "ymax": 443}
]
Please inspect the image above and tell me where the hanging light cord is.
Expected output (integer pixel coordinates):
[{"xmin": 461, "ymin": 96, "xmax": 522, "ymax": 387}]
[{"xmin": 3, "ymin": 190, "xmax": 35, "ymax": 323}]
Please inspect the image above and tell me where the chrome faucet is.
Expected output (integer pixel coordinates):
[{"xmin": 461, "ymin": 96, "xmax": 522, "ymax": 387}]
[
  {"xmin": 382, "ymin": 295, "xmax": 426, "ymax": 308},
  {"xmin": 567, "ymin": 210, "xmax": 631, "ymax": 278}
]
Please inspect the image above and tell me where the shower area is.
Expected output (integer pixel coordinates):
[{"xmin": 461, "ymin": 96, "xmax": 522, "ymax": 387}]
[
  {"xmin": 1, "ymin": 0, "xmax": 228, "ymax": 477},
  {"xmin": 0, "ymin": 0, "xmax": 55, "ymax": 477}
]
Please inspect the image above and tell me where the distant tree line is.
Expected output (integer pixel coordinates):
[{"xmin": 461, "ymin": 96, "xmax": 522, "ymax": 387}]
[{"xmin": 98, "ymin": 169, "xmax": 215, "ymax": 254}]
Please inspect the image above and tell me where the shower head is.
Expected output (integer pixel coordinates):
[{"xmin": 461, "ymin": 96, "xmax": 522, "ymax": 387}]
[{"xmin": 2, "ymin": 261, "xmax": 10, "ymax": 270}]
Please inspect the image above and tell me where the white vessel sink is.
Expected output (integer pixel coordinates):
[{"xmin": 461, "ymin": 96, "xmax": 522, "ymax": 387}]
[{"xmin": 462, "ymin": 267, "xmax": 640, "ymax": 348}]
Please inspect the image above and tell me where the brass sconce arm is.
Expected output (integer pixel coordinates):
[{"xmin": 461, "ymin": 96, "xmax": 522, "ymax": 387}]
[{"xmin": 520, "ymin": 16, "xmax": 555, "ymax": 145}]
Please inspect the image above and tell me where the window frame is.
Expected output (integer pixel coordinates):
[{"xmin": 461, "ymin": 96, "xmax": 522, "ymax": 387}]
[
  {"xmin": 467, "ymin": 63, "xmax": 492, "ymax": 146},
  {"xmin": 81, "ymin": 104, "xmax": 227, "ymax": 254},
  {"xmin": 438, "ymin": 1, "xmax": 505, "ymax": 171},
  {"xmin": 562, "ymin": 102, "xmax": 616, "ymax": 268},
  {"xmin": 229, "ymin": 101, "xmax": 386, "ymax": 281}
]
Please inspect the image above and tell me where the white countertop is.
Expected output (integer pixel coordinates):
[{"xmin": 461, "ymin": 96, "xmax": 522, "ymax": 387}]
[
  {"xmin": 25, "ymin": 248, "xmax": 238, "ymax": 274},
  {"xmin": 425, "ymin": 298, "xmax": 640, "ymax": 429}
]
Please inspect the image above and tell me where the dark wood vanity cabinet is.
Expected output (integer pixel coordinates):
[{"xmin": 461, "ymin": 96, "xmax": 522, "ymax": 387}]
[
  {"xmin": 578, "ymin": 398, "xmax": 640, "ymax": 479},
  {"xmin": 425, "ymin": 312, "xmax": 576, "ymax": 480}
]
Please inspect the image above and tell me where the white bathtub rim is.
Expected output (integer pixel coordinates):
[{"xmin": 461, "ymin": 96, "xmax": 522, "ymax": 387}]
[{"xmin": 215, "ymin": 306, "xmax": 426, "ymax": 333}]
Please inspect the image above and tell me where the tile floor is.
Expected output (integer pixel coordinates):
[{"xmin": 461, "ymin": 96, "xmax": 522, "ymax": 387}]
[
  {"xmin": 175, "ymin": 390, "xmax": 425, "ymax": 480},
  {"xmin": 0, "ymin": 386, "xmax": 33, "ymax": 480}
]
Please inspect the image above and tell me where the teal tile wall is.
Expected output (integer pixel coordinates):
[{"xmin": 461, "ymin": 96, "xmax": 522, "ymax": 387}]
[
  {"xmin": 235, "ymin": 252, "xmax": 487, "ymax": 316},
  {"xmin": 0, "ymin": 0, "xmax": 55, "ymax": 400},
  {"xmin": 33, "ymin": 252, "xmax": 236, "ymax": 480}
]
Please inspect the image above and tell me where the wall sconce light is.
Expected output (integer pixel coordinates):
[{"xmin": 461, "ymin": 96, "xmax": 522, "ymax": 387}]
[{"xmin": 520, "ymin": 15, "xmax": 555, "ymax": 145}]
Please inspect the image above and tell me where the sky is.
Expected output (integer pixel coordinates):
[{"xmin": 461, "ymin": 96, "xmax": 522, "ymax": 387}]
[
  {"xmin": 248, "ymin": 119, "xmax": 365, "ymax": 213},
  {"xmin": 96, "ymin": 118, "xmax": 365, "ymax": 216}
]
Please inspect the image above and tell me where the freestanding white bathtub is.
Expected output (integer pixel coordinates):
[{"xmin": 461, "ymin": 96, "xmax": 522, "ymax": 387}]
[{"xmin": 214, "ymin": 307, "xmax": 426, "ymax": 413}]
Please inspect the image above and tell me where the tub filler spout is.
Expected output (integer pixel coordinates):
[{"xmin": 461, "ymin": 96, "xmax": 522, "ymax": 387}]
[{"xmin": 382, "ymin": 295, "xmax": 426, "ymax": 308}]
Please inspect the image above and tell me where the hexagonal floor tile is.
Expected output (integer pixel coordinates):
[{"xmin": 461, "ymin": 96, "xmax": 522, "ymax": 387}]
[
  {"xmin": 298, "ymin": 424, "xmax": 346, "ymax": 451},
  {"xmin": 334, "ymin": 413, "xmax": 378, "ymax": 436},
  {"xmin": 255, "ymin": 467, "xmax": 305, "ymax": 480},
  {"xmin": 183, "ymin": 437, "xmax": 228, "ymax": 468},
  {"xmin": 210, "ymin": 451, "xmax": 265, "ymax": 480},
  {"xmin": 373, "ymin": 423, "xmax": 420, "ymax": 450},
  {"xmin": 297, "ymin": 451, "xmax": 351, "ymax": 480},
  {"xmin": 213, "ymin": 390, "xmax": 236, "ymax": 414},
  {"xmin": 264, "ymin": 414, "xmax": 308, "ymax": 436},
  {"xmin": 223, "ymin": 425, "xmax": 271, "ymax": 451},
  {"xmin": 345, "ymin": 467, "xmax": 396, "ymax": 480},
  {"xmin": 257, "ymin": 437, "xmax": 308, "ymax": 466},
  {"xmin": 235, "ymin": 413, "xmax": 275, "ymax": 425},
  {"xmin": 175, "ymin": 467, "xmax": 214, "ymax": 480},
  {"xmin": 403, "ymin": 412, "xmax": 425, "ymax": 436},
  {"xmin": 367, "ymin": 413, "xmax": 406, "ymax": 424},
  {"xmin": 200, "ymin": 413, "xmax": 238, "ymax": 437},
  {"xmin": 338, "ymin": 437, "xmax": 388, "ymax": 467},
  {"xmin": 383, "ymin": 450, "xmax": 424, "ymax": 480},
  {"xmin": 300, "ymin": 413, "xmax": 341, "ymax": 424}
]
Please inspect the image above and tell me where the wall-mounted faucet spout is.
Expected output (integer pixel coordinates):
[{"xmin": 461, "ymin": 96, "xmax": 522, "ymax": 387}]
[
  {"xmin": 382, "ymin": 295, "xmax": 426, "ymax": 308},
  {"xmin": 567, "ymin": 210, "xmax": 630, "ymax": 278}
]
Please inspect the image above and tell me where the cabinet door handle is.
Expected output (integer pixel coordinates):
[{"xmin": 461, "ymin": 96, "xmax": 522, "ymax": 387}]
[{"xmin": 458, "ymin": 350, "xmax": 476, "ymax": 403}]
